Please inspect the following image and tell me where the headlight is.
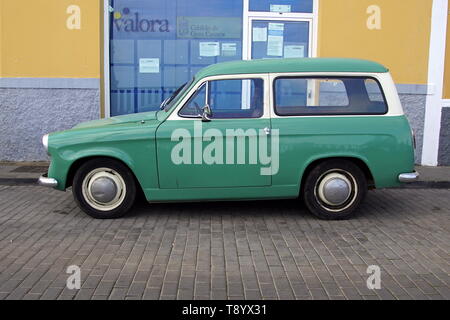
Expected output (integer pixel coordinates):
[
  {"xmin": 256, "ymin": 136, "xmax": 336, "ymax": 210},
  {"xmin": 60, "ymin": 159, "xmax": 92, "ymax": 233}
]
[{"xmin": 42, "ymin": 134, "xmax": 49, "ymax": 155}]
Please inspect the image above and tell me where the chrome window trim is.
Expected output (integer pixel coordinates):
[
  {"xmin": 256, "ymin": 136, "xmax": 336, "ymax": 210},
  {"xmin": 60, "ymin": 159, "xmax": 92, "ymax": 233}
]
[
  {"xmin": 167, "ymin": 73, "xmax": 271, "ymax": 121},
  {"xmin": 268, "ymin": 72, "xmax": 404, "ymax": 118}
]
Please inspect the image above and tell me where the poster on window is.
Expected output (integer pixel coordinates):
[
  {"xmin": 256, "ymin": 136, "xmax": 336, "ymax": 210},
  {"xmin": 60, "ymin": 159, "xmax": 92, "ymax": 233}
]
[
  {"xmin": 199, "ymin": 42, "xmax": 220, "ymax": 57},
  {"xmin": 267, "ymin": 23, "xmax": 284, "ymax": 56},
  {"xmin": 284, "ymin": 45, "xmax": 305, "ymax": 58},
  {"xmin": 268, "ymin": 23, "xmax": 284, "ymax": 32},
  {"xmin": 270, "ymin": 4, "xmax": 291, "ymax": 13},
  {"xmin": 252, "ymin": 27, "xmax": 267, "ymax": 42},
  {"xmin": 139, "ymin": 58, "xmax": 159, "ymax": 73},
  {"xmin": 221, "ymin": 43, "xmax": 237, "ymax": 56}
]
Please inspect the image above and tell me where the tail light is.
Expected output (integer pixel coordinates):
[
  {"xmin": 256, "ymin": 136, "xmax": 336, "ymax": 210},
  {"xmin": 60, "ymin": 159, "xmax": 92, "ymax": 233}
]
[{"xmin": 411, "ymin": 129, "xmax": 416, "ymax": 149}]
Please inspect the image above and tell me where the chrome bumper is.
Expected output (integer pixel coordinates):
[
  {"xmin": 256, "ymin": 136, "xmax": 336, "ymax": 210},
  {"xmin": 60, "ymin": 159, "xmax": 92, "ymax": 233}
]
[
  {"xmin": 398, "ymin": 171, "xmax": 419, "ymax": 183},
  {"xmin": 38, "ymin": 174, "xmax": 58, "ymax": 188}
]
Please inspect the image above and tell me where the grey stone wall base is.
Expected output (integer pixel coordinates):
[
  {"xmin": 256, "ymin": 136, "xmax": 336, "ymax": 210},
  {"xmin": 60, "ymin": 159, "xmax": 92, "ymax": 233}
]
[
  {"xmin": 400, "ymin": 94, "xmax": 425, "ymax": 164},
  {"xmin": 0, "ymin": 78, "xmax": 99, "ymax": 89},
  {"xmin": 438, "ymin": 108, "xmax": 450, "ymax": 166},
  {"xmin": 0, "ymin": 88, "xmax": 100, "ymax": 161}
]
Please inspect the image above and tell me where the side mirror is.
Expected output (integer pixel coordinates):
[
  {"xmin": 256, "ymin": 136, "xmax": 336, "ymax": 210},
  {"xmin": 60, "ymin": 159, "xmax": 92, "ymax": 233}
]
[{"xmin": 201, "ymin": 104, "xmax": 212, "ymax": 122}]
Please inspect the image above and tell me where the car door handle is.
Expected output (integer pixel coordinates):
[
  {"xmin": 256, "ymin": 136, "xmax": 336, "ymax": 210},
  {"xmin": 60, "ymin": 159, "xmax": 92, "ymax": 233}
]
[{"xmin": 263, "ymin": 127, "xmax": 271, "ymax": 135}]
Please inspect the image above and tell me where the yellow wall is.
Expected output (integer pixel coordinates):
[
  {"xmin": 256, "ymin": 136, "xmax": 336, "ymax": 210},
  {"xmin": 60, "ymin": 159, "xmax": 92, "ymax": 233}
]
[
  {"xmin": 0, "ymin": 0, "xmax": 434, "ymax": 84},
  {"xmin": 1, "ymin": 0, "xmax": 100, "ymax": 78},
  {"xmin": 0, "ymin": 0, "xmax": 3, "ymax": 77},
  {"xmin": 443, "ymin": 9, "xmax": 450, "ymax": 99},
  {"xmin": 0, "ymin": 0, "xmax": 4, "ymax": 77},
  {"xmin": 318, "ymin": 0, "xmax": 432, "ymax": 84}
]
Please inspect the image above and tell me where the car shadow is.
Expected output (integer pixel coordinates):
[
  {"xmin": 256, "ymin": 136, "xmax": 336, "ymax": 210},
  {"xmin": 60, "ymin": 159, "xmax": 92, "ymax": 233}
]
[
  {"xmin": 128, "ymin": 196, "xmax": 309, "ymax": 219},
  {"xmin": 126, "ymin": 190, "xmax": 392, "ymax": 221}
]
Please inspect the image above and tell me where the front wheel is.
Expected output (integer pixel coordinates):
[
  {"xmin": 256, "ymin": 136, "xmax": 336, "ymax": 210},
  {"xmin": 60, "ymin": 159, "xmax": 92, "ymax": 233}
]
[
  {"xmin": 72, "ymin": 158, "xmax": 136, "ymax": 219},
  {"xmin": 302, "ymin": 160, "xmax": 367, "ymax": 220}
]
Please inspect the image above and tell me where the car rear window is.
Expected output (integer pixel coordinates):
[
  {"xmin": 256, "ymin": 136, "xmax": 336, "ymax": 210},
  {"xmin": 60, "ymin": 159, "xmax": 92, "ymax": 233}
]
[{"xmin": 274, "ymin": 76, "xmax": 388, "ymax": 116}]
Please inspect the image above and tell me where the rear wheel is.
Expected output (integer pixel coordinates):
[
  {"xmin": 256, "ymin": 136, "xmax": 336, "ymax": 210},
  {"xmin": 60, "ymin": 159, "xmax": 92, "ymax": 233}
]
[
  {"xmin": 72, "ymin": 158, "xmax": 136, "ymax": 219},
  {"xmin": 303, "ymin": 160, "xmax": 367, "ymax": 220}
]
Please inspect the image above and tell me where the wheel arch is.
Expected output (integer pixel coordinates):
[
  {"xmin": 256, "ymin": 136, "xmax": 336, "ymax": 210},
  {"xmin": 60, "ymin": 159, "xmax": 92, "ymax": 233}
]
[
  {"xmin": 299, "ymin": 156, "xmax": 375, "ymax": 197},
  {"xmin": 65, "ymin": 155, "xmax": 145, "ymax": 198}
]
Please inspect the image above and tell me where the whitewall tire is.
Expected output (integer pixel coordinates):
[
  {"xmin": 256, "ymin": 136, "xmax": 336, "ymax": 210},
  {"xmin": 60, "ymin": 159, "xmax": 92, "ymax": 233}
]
[
  {"xmin": 72, "ymin": 158, "xmax": 136, "ymax": 219},
  {"xmin": 303, "ymin": 160, "xmax": 367, "ymax": 220}
]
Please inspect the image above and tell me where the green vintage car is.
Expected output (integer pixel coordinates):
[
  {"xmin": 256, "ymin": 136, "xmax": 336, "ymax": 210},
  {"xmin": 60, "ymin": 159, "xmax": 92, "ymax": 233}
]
[{"xmin": 38, "ymin": 58, "xmax": 418, "ymax": 220}]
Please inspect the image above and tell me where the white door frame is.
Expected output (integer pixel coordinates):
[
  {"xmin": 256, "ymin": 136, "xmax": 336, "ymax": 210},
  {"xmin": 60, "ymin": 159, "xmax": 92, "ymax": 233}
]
[
  {"xmin": 421, "ymin": 0, "xmax": 448, "ymax": 166},
  {"xmin": 241, "ymin": 1, "xmax": 318, "ymax": 109},
  {"xmin": 242, "ymin": 0, "xmax": 319, "ymax": 60},
  {"xmin": 103, "ymin": 0, "xmax": 111, "ymax": 118}
]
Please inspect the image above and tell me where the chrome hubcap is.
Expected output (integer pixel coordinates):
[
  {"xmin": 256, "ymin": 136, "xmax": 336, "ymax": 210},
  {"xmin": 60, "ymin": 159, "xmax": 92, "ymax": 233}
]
[
  {"xmin": 82, "ymin": 168, "xmax": 126, "ymax": 211},
  {"xmin": 318, "ymin": 173, "xmax": 351, "ymax": 206},
  {"xmin": 315, "ymin": 170, "xmax": 358, "ymax": 212},
  {"xmin": 90, "ymin": 176, "xmax": 118, "ymax": 203}
]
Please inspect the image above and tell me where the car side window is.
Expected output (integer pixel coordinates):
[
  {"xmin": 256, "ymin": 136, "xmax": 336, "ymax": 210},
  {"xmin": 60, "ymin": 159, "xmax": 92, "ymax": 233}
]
[
  {"xmin": 365, "ymin": 78, "xmax": 385, "ymax": 103},
  {"xmin": 179, "ymin": 78, "xmax": 264, "ymax": 119},
  {"xmin": 274, "ymin": 76, "xmax": 387, "ymax": 116},
  {"xmin": 178, "ymin": 83, "xmax": 207, "ymax": 117}
]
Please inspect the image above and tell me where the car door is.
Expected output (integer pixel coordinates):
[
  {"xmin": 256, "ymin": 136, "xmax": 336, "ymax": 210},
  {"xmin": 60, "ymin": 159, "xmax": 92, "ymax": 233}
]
[{"xmin": 156, "ymin": 74, "xmax": 273, "ymax": 189}]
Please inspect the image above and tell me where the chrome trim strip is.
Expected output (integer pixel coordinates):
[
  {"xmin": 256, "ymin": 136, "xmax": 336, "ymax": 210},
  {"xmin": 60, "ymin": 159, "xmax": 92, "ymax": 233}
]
[
  {"xmin": 38, "ymin": 175, "xmax": 58, "ymax": 188},
  {"xmin": 398, "ymin": 171, "xmax": 420, "ymax": 183}
]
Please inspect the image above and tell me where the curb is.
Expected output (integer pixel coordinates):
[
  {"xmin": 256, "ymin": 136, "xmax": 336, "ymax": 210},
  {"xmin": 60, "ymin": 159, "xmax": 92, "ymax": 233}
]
[
  {"xmin": 393, "ymin": 181, "xmax": 450, "ymax": 189},
  {"xmin": 0, "ymin": 178, "xmax": 449, "ymax": 189},
  {"xmin": 0, "ymin": 178, "xmax": 40, "ymax": 186}
]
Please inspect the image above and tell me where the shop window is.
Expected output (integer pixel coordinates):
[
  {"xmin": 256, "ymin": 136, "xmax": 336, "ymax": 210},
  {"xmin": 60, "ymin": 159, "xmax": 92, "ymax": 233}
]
[{"xmin": 109, "ymin": 0, "xmax": 243, "ymax": 116}]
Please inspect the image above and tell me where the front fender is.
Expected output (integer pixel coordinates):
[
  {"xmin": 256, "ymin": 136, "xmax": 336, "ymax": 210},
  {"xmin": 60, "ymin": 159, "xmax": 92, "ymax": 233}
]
[
  {"xmin": 47, "ymin": 123, "xmax": 159, "ymax": 191},
  {"xmin": 48, "ymin": 148, "xmax": 137, "ymax": 190}
]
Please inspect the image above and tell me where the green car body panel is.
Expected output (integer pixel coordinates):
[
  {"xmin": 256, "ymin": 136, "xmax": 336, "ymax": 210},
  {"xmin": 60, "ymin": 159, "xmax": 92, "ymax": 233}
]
[
  {"xmin": 44, "ymin": 58, "xmax": 415, "ymax": 203},
  {"xmin": 48, "ymin": 111, "xmax": 161, "ymax": 192}
]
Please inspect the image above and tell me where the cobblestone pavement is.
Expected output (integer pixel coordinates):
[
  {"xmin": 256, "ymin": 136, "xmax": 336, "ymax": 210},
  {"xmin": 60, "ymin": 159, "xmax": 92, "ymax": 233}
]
[{"xmin": 0, "ymin": 185, "xmax": 448, "ymax": 300}]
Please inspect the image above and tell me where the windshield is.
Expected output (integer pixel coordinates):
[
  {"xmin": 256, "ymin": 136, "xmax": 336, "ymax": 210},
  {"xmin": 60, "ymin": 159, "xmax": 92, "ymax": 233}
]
[{"xmin": 163, "ymin": 78, "xmax": 195, "ymax": 112}]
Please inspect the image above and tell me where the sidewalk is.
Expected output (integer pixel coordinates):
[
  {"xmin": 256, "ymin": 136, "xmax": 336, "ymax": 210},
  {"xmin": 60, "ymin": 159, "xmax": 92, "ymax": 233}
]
[
  {"xmin": 0, "ymin": 162, "xmax": 49, "ymax": 185},
  {"xmin": 0, "ymin": 162, "xmax": 449, "ymax": 188}
]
